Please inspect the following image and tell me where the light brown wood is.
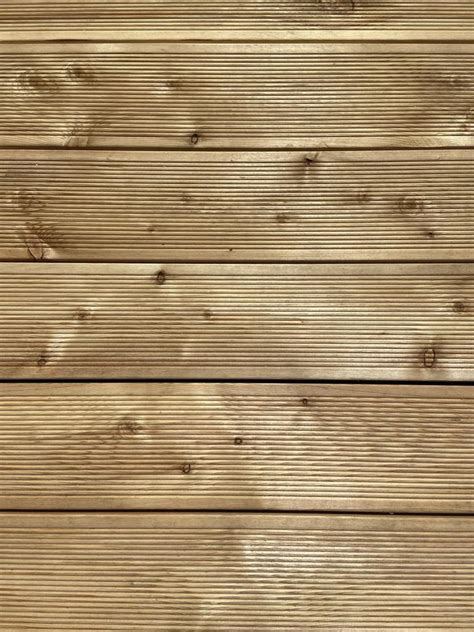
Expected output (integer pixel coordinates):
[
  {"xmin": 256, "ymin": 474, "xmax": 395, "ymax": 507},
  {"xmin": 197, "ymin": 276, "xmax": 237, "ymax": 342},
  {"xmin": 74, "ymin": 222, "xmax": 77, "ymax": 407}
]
[
  {"xmin": 0, "ymin": 382, "xmax": 472, "ymax": 513},
  {"xmin": 1, "ymin": 42, "xmax": 474, "ymax": 150},
  {"xmin": 3, "ymin": 149, "xmax": 473, "ymax": 262},
  {"xmin": 0, "ymin": 512, "xmax": 472, "ymax": 630},
  {"xmin": 0, "ymin": 262, "xmax": 472, "ymax": 380},
  {"xmin": 0, "ymin": 0, "xmax": 472, "ymax": 627},
  {"xmin": 0, "ymin": 0, "xmax": 473, "ymax": 41}
]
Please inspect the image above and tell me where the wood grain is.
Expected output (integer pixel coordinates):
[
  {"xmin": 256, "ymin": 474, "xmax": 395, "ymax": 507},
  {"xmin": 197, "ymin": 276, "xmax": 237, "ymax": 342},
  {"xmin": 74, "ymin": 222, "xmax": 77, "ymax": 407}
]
[
  {"xmin": 0, "ymin": 513, "xmax": 472, "ymax": 630},
  {"xmin": 0, "ymin": 262, "xmax": 472, "ymax": 380},
  {"xmin": 1, "ymin": 382, "xmax": 472, "ymax": 512},
  {"xmin": 1, "ymin": 42, "xmax": 474, "ymax": 150},
  {"xmin": 3, "ymin": 149, "xmax": 473, "ymax": 262},
  {"xmin": 1, "ymin": 0, "xmax": 473, "ymax": 41}
]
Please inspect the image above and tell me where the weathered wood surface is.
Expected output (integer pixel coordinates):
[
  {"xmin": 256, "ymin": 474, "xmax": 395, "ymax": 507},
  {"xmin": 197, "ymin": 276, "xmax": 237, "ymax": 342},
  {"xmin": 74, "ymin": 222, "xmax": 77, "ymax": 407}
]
[
  {"xmin": 3, "ymin": 149, "xmax": 473, "ymax": 262},
  {"xmin": 1, "ymin": 43, "xmax": 474, "ymax": 150},
  {"xmin": 0, "ymin": 513, "xmax": 472, "ymax": 630},
  {"xmin": 1, "ymin": 0, "xmax": 473, "ymax": 41},
  {"xmin": 0, "ymin": 263, "xmax": 472, "ymax": 380},
  {"xmin": 1, "ymin": 383, "xmax": 472, "ymax": 512}
]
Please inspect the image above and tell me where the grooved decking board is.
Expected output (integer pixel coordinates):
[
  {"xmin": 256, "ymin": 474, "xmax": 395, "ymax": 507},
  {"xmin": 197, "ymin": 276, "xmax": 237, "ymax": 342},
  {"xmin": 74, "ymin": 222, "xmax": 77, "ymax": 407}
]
[
  {"xmin": 0, "ymin": 513, "xmax": 472, "ymax": 630},
  {"xmin": 1, "ymin": 42, "xmax": 474, "ymax": 150},
  {"xmin": 1, "ymin": 382, "xmax": 472, "ymax": 512},
  {"xmin": 3, "ymin": 149, "xmax": 474, "ymax": 262},
  {"xmin": 0, "ymin": 263, "xmax": 473, "ymax": 380},
  {"xmin": 1, "ymin": 0, "xmax": 474, "ymax": 41}
]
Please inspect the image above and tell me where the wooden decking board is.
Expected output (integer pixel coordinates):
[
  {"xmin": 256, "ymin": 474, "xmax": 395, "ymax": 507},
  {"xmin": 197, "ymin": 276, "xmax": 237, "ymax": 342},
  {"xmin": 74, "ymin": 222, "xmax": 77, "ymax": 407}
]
[
  {"xmin": 1, "ymin": 1, "xmax": 474, "ymax": 41},
  {"xmin": 0, "ymin": 0, "xmax": 472, "ymax": 628},
  {"xmin": 0, "ymin": 383, "xmax": 472, "ymax": 512},
  {"xmin": 1, "ymin": 42, "xmax": 474, "ymax": 150},
  {"xmin": 3, "ymin": 148, "xmax": 474, "ymax": 262},
  {"xmin": 0, "ymin": 262, "xmax": 472, "ymax": 380},
  {"xmin": 0, "ymin": 513, "xmax": 472, "ymax": 630}
]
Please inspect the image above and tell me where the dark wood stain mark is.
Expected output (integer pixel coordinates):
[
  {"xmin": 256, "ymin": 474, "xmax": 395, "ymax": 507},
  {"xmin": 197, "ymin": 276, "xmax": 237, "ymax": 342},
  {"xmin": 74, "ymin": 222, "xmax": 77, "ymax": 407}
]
[
  {"xmin": 17, "ymin": 69, "xmax": 59, "ymax": 94},
  {"xmin": 422, "ymin": 347, "xmax": 437, "ymax": 368},
  {"xmin": 67, "ymin": 64, "xmax": 96, "ymax": 84},
  {"xmin": 398, "ymin": 196, "xmax": 425, "ymax": 216},
  {"xmin": 452, "ymin": 301, "xmax": 468, "ymax": 314},
  {"xmin": 155, "ymin": 270, "xmax": 166, "ymax": 285},
  {"xmin": 117, "ymin": 418, "xmax": 142, "ymax": 437},
  {"xmin": 75, "ymin": 308, "xmax": 92, "ymax": 321}
]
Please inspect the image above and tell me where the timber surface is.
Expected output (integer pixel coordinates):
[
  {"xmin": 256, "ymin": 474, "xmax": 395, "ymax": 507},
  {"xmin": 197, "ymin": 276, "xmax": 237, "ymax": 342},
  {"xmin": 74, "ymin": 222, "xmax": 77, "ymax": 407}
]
[
  {"xmin": 0, "ymin": 383, "xmax": 472, "ymax": 512},
  {"xmin": 0, "ymin": 0, "xmax": 473, "ymax": 41},
  {"xmin": 0, "ymin": 513, "xmax": 472, "ymax": 631},
  {"xmin": 1, "ymin": 2, "xmax": 473, "ymax": 629},
  {"xmin": 3, "ymin": 149, "xmax": 474, "ymax": 262},
  {"xmin": 1, "ymin": 43, "xmax": 474, "ymax": 149},
  {"xmin": 0, "ymin": 263, "xmax": 473, "ymax": 380}
]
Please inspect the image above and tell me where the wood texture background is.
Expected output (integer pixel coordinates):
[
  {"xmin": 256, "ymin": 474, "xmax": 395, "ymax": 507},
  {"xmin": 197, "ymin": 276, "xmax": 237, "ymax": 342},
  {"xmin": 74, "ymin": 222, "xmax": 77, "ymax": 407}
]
[
  {"xmin": 1, "ymin": 0, "xmax": 474, "ymax": 40},
  {"xmin": 2, "ymin": 149, "xmax": 473, "ymax": 262},
  {"xmin": 1, "ymin": 383, "xmax": 472, "ymax": 513},
  {"xmin": 0, "ymin": 514, "xmax": 472, "ymax": 630},
  {"xmin": 0, "ymin": 2, "xmax": 473, "ymax": 631},
  {"xmin": 0, "ymin": 263, "xmax": 472, "ymax": 380},
  {"xmin": 1, "ymin": 43, "xmax": 473, "ymax": 149}
]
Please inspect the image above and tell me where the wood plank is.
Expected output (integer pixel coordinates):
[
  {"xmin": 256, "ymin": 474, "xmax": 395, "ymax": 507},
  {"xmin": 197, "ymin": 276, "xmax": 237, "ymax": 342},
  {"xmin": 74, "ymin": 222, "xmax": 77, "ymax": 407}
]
[
  {"xmin": 1, "ymin": 42, "xmax": 474, "ymax": 150},
  {"xmin": 0, "ymin": 262, "xmax": 472, "ymax": 380},
  {"xmin": 1, "ymin": 0, "xmax": 473, "ymax": 41},
  {"xmin": 0, "ymin": 513, "xmax": 471, "ymax": 630},
  {"xmin": 3, "ymin": 149, "xmax": 473, "ymax": 262},
  {"xmin": 1, "ymin": 382, "xmax": 472, "ymax": 513}
]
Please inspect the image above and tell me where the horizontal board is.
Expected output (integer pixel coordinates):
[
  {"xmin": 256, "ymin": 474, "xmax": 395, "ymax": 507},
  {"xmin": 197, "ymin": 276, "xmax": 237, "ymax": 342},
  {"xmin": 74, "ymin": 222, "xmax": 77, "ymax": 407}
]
[
  {"xmin": 3, "ymin": 149, "xmax": 474, "ymax": 262},
  {"xmin": 1, "ymin": 42, "xmax": 474, "ymax": 149},
  {"xmin": 0, "ymin": 0, "xmax": 473, "ymax": 41},
  {"xmin": 1, "ymin": 383, "xmax": 472, "ymax": 512},
  {"xmin": 0, "ymin": 513, "xmax": 471, "ymax": 630},
  {"xmin": 0, "ymin": 263, "xmax": 472, "ymax": 380}
]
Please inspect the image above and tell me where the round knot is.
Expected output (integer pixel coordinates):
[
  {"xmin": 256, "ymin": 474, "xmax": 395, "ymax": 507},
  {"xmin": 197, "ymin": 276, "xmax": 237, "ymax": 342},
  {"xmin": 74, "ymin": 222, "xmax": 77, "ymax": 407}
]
[
  {"xmin": 155, "ymin": 271, "xmax": 166, "ymax": 285},
  {"xmin": 423, "ymin": 347, "xmax": 437, "ymax": 368},
  {"xmin": 398, "ymin": 195, "xmax": 424, "ymax": 216}
]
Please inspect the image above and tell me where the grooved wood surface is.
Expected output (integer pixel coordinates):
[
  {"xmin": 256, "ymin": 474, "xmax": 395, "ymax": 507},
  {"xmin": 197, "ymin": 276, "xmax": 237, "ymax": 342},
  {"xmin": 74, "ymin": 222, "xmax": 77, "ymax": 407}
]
[
  {"xmin": 1, "ymin": 263, "xmax": 472, "ymax": 380},
  {"xmin": 0, "ymin": 513, "xmax": 472, "ymax": 630},
  {"xmin": 3, "ymin": 149, "xmax": 474, "ymax": 262},
  {"xmin": 1, "ymin": 0, "xmax": 473, "ymax": 41},
  {"xmin": 1, "ymin": 383, "xmax": 472, "ymax": 513},
  {"xmin": 2, "ymin": 43, "xmax": 474, "ymax": 150}
]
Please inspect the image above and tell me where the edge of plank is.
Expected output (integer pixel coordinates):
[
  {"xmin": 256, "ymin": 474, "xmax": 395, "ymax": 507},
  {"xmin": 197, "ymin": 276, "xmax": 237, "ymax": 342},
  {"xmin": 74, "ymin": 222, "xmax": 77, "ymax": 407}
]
[
  {"xmin": 0, "ymin": 512, "xmax": 471, "ymax": 531},
  {"xmin": 0, "ymin": 41, "xmax": 473, "ymax": 53},
  {"xmin": 2, "ymin": 381, "xmax": 472, "ymax": 398},
  {"xmin": 3, "ymin": 148, "xmax": 474, "ymax": 162},
  {"xmin": 0, "ymin": 261, "xmax": 471, "ymax": 274},
  {"xmin": 0, "ymin": 29, "xmax": 473, "ymax": 42}
]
